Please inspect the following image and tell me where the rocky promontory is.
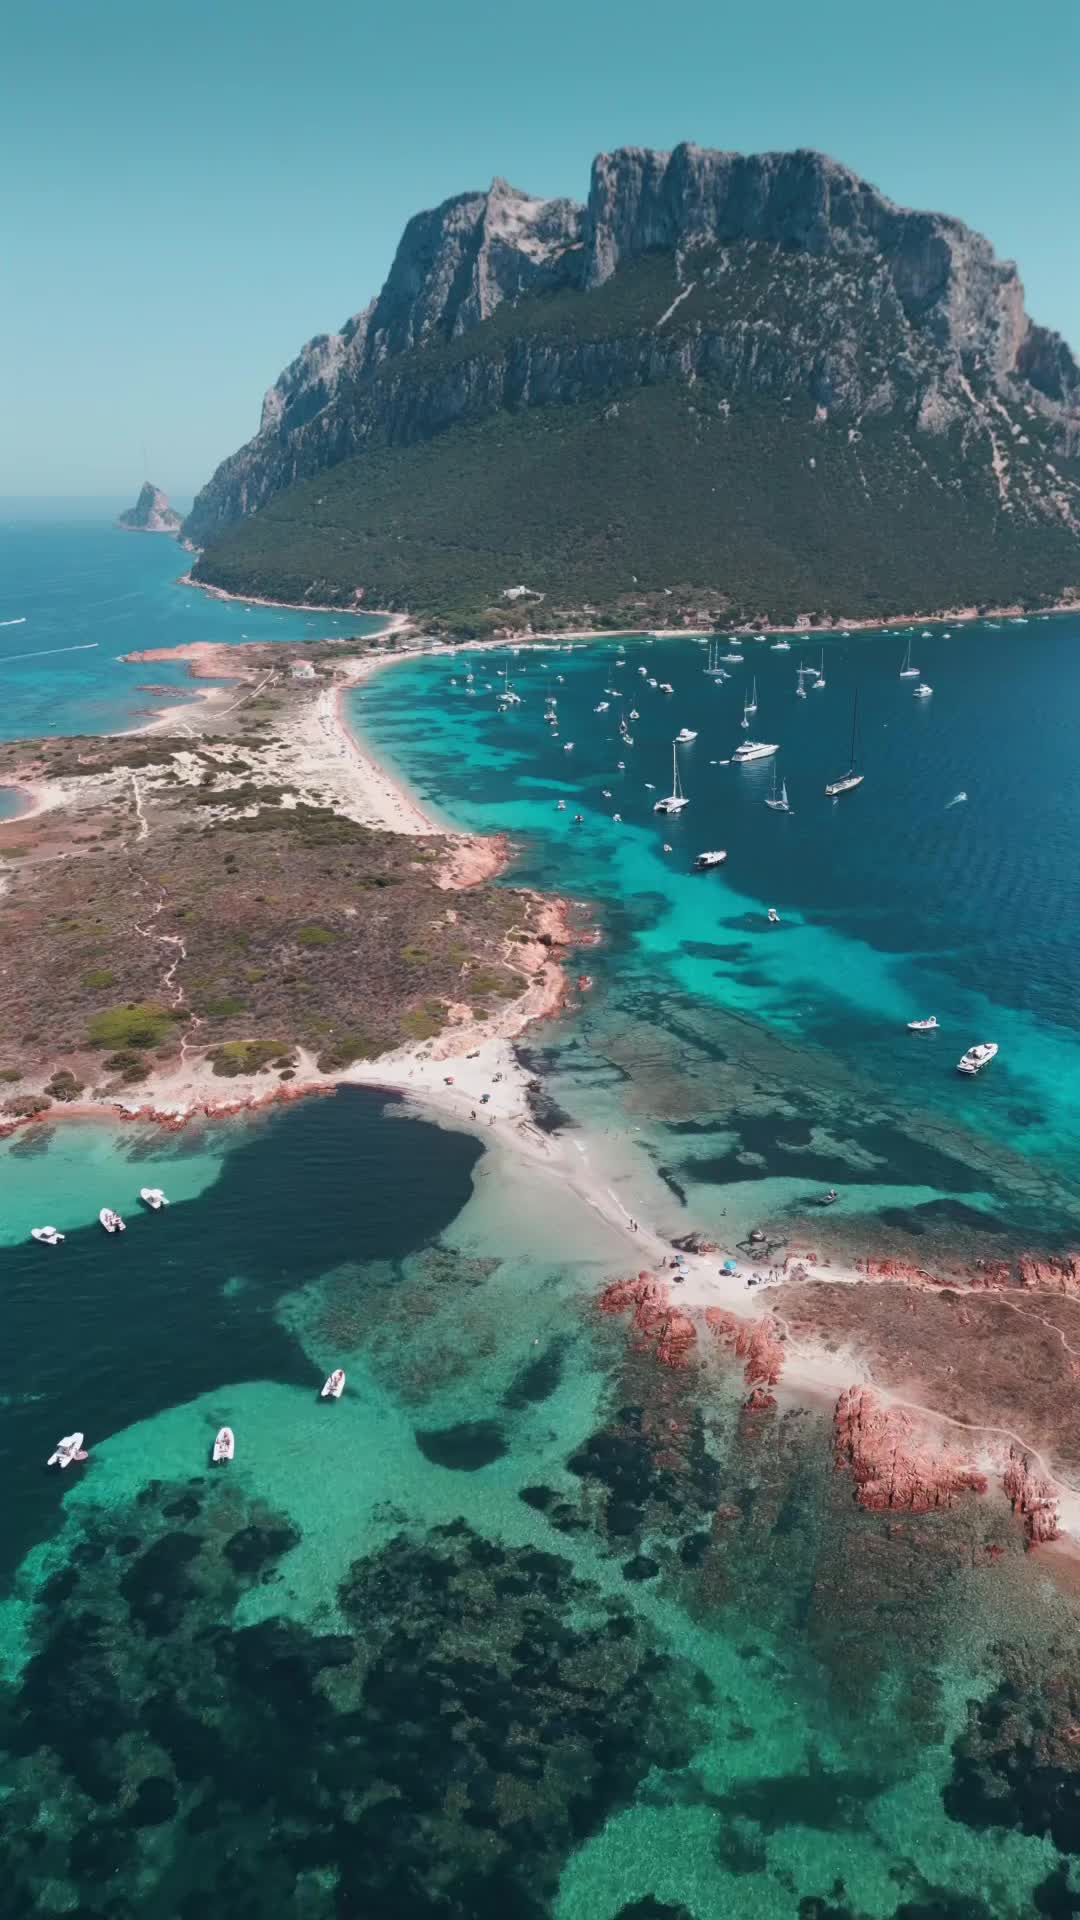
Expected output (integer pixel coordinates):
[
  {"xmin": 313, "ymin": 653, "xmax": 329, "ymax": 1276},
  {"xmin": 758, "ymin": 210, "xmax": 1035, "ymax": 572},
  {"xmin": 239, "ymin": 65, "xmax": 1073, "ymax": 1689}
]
[{"xmin": 117, "ymin": 483, "xmax": 182, "ymax": 534}]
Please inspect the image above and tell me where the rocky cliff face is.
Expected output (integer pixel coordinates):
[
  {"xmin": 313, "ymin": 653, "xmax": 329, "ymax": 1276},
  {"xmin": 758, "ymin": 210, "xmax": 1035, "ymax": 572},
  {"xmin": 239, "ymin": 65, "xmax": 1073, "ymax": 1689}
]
[
  {"xmin": 117, "ymin": 483, "xmax": 182, "ymax": 534},
  {"xmin": 185, "ymin": 143, "xmax": 1080, "ymax": 558}
]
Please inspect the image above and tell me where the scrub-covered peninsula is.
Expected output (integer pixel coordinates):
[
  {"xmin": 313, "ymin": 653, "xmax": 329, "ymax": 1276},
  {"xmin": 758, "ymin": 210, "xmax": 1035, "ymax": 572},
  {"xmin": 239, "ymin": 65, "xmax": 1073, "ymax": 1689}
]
[
  {"xmin": 187, "ymin": 144, "xmax": 1080, "ymax": 634},
  {"xmin": 0, "ymin": 640, "xmax": 570, "ymax": 1122}
]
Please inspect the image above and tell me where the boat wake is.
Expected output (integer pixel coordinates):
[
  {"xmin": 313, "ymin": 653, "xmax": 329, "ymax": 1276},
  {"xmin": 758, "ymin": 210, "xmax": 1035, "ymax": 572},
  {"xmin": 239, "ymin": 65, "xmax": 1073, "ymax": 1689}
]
[
  {"xmin": 0, "ymin": 641, "xmax": 98, "ymax": 665},
  {"xmin": 0, "ymin": 617, "xmax": 27, "ymax": 627}
]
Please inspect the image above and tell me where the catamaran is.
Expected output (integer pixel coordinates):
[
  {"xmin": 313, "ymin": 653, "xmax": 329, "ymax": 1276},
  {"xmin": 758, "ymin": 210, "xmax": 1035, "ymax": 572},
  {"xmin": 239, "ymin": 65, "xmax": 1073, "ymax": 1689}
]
[
  {"xmin": 825, "ymin": 690, "xmax": 865, "ymax": 796},
  {"xmin": 899, "ymin": 638, "xmax": 920, "ymax": 678},
  {"xmin": 653, "ymin": 742, "xmax": 690, "ymax": 813},
  {"xmin": 765, "ymin": 764, "xmax": 792, "ymax": 812}
]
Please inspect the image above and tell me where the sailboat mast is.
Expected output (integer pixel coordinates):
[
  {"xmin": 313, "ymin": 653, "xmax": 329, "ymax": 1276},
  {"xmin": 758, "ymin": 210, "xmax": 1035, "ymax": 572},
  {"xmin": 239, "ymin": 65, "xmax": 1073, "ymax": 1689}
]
[{"xmin": 850, "ymin": 689, "xmax": 859, "ymax": 769}]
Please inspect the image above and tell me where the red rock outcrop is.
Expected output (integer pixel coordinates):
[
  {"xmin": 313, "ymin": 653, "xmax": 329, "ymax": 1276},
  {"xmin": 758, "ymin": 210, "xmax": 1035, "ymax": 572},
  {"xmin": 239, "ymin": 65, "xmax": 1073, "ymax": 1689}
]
[
  {"xmin": 832, "ymin": 1387, "xmax": 988, "ymax": 1513},
  {"xmin": 1002, "ymin": 1444, "xmax": 1060, "ymax": 1545},
  {"xmin": 705, "ymin": 1310, "xmax": 785, "ymax": 1388},
  {"xmin": 1018, "ymin": 1254, "xmax": 1080, "ymax": 1295},
  {"xmin": 598, "ymin": 1273, "xmax": 698, "ymax": 1369}
]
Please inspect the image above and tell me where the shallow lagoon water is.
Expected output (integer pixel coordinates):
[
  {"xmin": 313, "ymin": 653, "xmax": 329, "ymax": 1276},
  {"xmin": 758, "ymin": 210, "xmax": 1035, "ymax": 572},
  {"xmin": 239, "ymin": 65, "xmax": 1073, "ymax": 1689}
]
[{"xmin": 4, "ymin": 549, "xmax": 1080, "ymax": 1912}]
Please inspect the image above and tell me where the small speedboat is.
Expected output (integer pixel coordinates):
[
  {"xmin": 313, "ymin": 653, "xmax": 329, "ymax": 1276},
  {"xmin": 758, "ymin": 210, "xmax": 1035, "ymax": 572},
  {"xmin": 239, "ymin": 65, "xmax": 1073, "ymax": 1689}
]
[
  {"xmin": 594, "ymin": 702, "xmax": 609, "ymax": 713},
  {"xmin": 321, "ymin": 1369, "xmax": 346, "ymax": 1401},
  {"xmin": 556, "ymin": 800, "xmax": 566, "ymax": 811},
  {"xmin": 908, "ymin": 1016, "xmax": 939, "ymax": 1032},
  {"xmin": 818, "ymin": 1189, "xmax": 840, "ymax": 1207},
  {"xmin": 99, "ymin": 1208, "xmax": 125, "ymax": 1234},
  {"xmin": 139, "ymin": 1187, "xmax": 169, "ymax": 1210},
  {"xmin": 767, "ymin": 908, "xmax": 781, "ymax": 925},
  {"xmin": 31, "ymin": 1226, "xmax": 65, "ymax": 1246},
  {"xmin": 47, "ymin": 1431, "xmax": 87, "ymax": 1470},
  {"xmin": 659, "ymin": 682, "xmax": 674, "ymax": 693},
  {"xmin": 212, "ymin": 1427, "xmax": 235, "ymax": 1465},
  {"xmin": 913, "ymin": 683, "xmax": 933, "ymax": 698},
  {"xmin": 957, "ymin": 1042, "xmax": 998, "ymax": 1076},
  {"xmin": 662, "ymin": 842, "xmax": 673, "ymax": 853},
  {"xmin": 675, "ymin": 727, "xmax": 697, "ymax": 743},
  {"xmin": 612, "ymin": 812, "xmax": 622, "ymax": 822},
  {"xmin": 563, "ymin": 741, "xmax": 574, "ymax": 752},
  {"xmin": 694, "ymin": 850, "xmax": 727, "ymax": 871}
]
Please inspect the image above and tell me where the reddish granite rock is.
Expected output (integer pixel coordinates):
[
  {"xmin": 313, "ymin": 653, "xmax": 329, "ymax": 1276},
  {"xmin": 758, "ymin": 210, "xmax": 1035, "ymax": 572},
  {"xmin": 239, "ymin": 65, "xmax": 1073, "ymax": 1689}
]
[
  {"xmin": 743, "ymin": 1386, "xmax": 777, "ymax": 1413},
  {"xmin": 1018, "ymin": 1254, "xmax": 1080, "ymax": 1294},
  {"xmin": 1002, "ymin": 1444, "xmax": 1060, "ymax": 1545},
  {"xmin": 705, "ymin": 1310, "xmax": 785, "ymax": 1388},
  {"xmin": 598, "ymin": 1273, "xmax": 697, "ymax": 1369},
  {"xmin": 833, "ymin": 1386, "xmax": 988, "ymax": 1514}
]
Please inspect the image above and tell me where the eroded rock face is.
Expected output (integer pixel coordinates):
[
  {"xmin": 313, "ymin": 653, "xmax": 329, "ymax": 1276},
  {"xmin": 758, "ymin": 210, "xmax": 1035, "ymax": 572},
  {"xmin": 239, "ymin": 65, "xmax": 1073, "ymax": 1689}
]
[
  {"xmin": 184, "ymin": 144, "xmax": 1080, "ymax": 545},
  {"xmin": 598, "ymin": 1273, "xmax": 698, "ymax": 1370},
  {"xmin": 1002, "ymin": 1443, "xmax": 1060, "ymax": 1545},
  {"xmin": 117, "ymin": 483, "xmax": 182, "ymax": 534},
  {"xmin": 832, "ymin": 1387, "xmax": 988, "ymax": 1514}
]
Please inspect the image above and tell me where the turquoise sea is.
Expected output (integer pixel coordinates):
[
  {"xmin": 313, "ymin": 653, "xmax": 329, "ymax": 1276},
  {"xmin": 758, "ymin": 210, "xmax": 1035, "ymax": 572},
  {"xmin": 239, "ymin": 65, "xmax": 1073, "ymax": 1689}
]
[{"xmin": 3, "ymin": 514, "xmax": 1080, "ymax": 1917}]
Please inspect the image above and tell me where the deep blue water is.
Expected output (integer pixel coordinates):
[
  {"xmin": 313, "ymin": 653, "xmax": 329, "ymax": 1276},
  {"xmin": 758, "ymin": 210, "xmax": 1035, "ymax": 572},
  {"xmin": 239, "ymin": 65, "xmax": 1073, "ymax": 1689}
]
[
  {"xmin": 0, "ymin": 505, "xmax": 385, "ymax": 740},
  {"xmin": 358, "ymin": 615, "xmax": 1080, "ymax": 1255}
]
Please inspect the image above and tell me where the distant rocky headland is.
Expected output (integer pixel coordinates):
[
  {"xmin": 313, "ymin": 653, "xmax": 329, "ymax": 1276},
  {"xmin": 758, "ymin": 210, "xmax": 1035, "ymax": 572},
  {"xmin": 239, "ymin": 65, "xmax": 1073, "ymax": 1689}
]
[
  {"xmin": 186, "ymin": 143, "xmax": 1080, "ymax": 634},
  {"xmin": 117, "ymin": 482, "xmax": 182, "ymax": 534}
]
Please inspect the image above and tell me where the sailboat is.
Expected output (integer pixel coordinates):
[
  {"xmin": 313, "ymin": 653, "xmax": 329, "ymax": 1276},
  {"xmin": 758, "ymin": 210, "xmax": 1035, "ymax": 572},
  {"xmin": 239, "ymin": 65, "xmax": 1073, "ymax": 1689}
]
[
  {"xmin": 765, "ymin": 763, "xmax": 792, "ymax": 812},
  {"xmin": 653, "ymin": 742, "xmax": 690, "ymax": 814},
  {"xmin": 812, "ymin": 649, "xmax": 826, "ymax": 689},
  {"xmin": 825, "ymin": 689, "xmax": 865, "ymax": 796},
  {"xmin": 899, "ymin": 637, "xmax": 920, "ymax": 679},
  {"xmin": 704, "ymin": 639, "xmax": 726, "ymax": 677},
  {"xmin": 744, "ymin": 676, "xmax": 758, "ymax": 717}
]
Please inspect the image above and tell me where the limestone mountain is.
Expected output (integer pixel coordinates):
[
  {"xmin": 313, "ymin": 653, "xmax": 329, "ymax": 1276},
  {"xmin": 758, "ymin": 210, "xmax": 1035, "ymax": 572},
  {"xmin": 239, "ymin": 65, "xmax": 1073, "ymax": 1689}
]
[
  {"xmin": 187, "ymin": 145, "xmax": 1080, "ymax": 630},
  {"xmin": 118, "ymin": 483, "xmax": 183, "ymax": 534}
]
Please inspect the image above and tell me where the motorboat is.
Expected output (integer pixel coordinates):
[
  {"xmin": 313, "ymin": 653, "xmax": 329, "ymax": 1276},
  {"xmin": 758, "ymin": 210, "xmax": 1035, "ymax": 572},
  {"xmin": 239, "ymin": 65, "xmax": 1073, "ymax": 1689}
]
[
  {"xmin": 612, "ymin": 812, "xmax": 622, "ymax": 822},
  {"xmin": 140, "ymin": 1187, "xmax": 169, "ymax": 1210},
  {"xmin": 826, "ymin": 690, "xmax": 865, "ymax": 796},
  {"xmin": 693, "ymin": 850, "xmax": 728, "ymax": 870},
  {"xmin": 720, "ymin": 652, "xmax": 743, "ymax": 664},
  {"xmin": 31, "ymin": 1226, "xmax": 65, "ymax": 1246},
  {"xmin": 594, "ymin": 702, "xmax": 609, "ymax": 713},
  {"xmin": 913, "ymin": 683, "xmax": 933, "ymax": 698},
  {"xmin": 946, "ymin": 792, "xmax": 967, "ymax": 808},
  {"xmin": 675, "ymin": 727, "xmax": 697, "ymax": 743},
  {"xmin": 47, "ymin": 1432, "xmax": 87, "ymax": 1470},
  {"xmin": 99, "ymin": 1208, "xmax": 125, "ymax": 1234},
  {"xmin": 563, "ymin": 741, "xmax": 574, "ymax": 752},
  {"xmin": 556, "ymin": 800, "xmax": 566, "ymax": 811},
  {"xmin": 321, "ymin": 1369, "xmax": 346, "ymax": 1400},
  {"xmin": 653, "ymin": 742, "xmax": 690, "ymax": 814},
  {"xmin": 767, "ymin": 908, "xmax": 781, "ymax": 924},
  {"xmin": 662, "ymin": 842, "xmax": 673, "ymax": 852},
  {"xmin": 818, "ymin": 1189, "xmax": 840, "ymax": 1207},
  {"xmin": 732, "ymin": 739, "xmax": 779, "ymax": 764},
  {"xmin": 770, "ymin": 637, "xmax": 791, "ymax": 651},
  {"xmin": 647, "ymin": 677, "xmax": 658, "ymax": 688},
  {"xmin": 659, "ymin": 682, "xmax": 674, "ymax": 694},
  {"xmin": 899, "ymin": 638, "xmax": 920, "ymax": 678},
  {"xmin": 639, "ymin": 665, "xmax": 648, "ymax": 675},
  {"xmin": 765, "ymin": 764, "xmax": 792, "ymax": 812},
  {"xmin": 212, "ymin": 1427, "xmax": 235, "ymax": 1465},
  {"xmin": 908, "ymin": 1017, "xmax": 939, "ymax": 1032},
  {"xmin": 602, "ymin": 788, "xmax": 612, "ymax": 797},
  {"xmin": 957, "ymin": 1042, "xmax": 998, "ymax": 1076}
]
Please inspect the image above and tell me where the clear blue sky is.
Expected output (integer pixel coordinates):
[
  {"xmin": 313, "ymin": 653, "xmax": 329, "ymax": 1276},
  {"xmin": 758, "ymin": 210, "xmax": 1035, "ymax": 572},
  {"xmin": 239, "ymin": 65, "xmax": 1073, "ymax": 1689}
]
[{"xmin": 3, "ymin": 0, "xmax": 1077, "ymax": 498}]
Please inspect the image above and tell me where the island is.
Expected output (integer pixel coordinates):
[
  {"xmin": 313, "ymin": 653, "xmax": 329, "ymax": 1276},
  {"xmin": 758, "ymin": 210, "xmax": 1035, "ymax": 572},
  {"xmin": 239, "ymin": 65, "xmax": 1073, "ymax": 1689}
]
[{"xmin": 117, "ymin": 482, "xmax": 183, "ymax": 534}]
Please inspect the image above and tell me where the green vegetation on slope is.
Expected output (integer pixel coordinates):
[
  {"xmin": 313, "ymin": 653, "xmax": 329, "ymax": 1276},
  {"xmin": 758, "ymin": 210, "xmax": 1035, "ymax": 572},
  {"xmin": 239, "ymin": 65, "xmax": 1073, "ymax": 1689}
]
[
  {"xmin": 195, "ymin": 387, "xmax": 1080, "ymax": 633},
  {"xmin": 193, "ymin": 247, "xmax": 1080, "ymax": 631}
]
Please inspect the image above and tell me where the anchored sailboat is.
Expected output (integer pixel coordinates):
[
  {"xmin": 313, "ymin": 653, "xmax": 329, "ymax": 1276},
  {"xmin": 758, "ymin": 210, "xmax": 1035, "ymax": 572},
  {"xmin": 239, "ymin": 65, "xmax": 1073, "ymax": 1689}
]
[
  {"xmin": 825, "ymin": 689, "xmax": 865, "ymax": 796},
  {"xmin": 765, "ymin": 763, "xmax": 792, "ymax": 812},
  {"xmin": 899, "ymin": 637, "xmax": 920, "ymax": 678},
  {"xmin": 653, "ymin": 741, "xmax": 690, "ymax": 814}
]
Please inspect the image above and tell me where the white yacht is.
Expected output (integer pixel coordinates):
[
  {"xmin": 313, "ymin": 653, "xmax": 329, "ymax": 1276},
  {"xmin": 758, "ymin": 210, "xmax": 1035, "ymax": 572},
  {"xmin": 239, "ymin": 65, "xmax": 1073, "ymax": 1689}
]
[
  {"xmin": 212, "ymin": 1427, "xmax": 235, "ymax": 1464},
  {"xmin": 908, "ymin": 1016, "xmax": 939, "ymax": 1032},
  {"xmin": 913, "ymin": 683, "xmax": 933, "ymax": 698},
  {"xmin": 594, "ymin": 701, "xmax": 609, "ymax": 713},
  {"xmin": 675, "ymin": 727, "xmax": 697, "ymax": 743},
  {"xmin": 48, "ymin": 1432, "xmax": 87, "ymax": 1470},
  {"xmin": 770, "ymin": 637, "xmax": 791, "ymax": 651},
  {"xmin": 957, "ymin": 1042, "xmax": 998, "ymax": 1076},
  {"xmin": 765, "ymin": 765, "xmax": 792, "ymax": 812},
  {"xmin": 321, "ymin": 1369, "xmax": 346, "ymax": 1400},
  {"xmin": 648, "ymin": 677, "xmax": 658, "ymax": 688},
  {"xmin": 693, "ymin": 850, "xmax": 727, "ymax": 871},
  {"xmin": 653, "ymin": 743, "xmax": 690, "ymax": 814},
  {"xmin": 31, "ymin": 1226, "xmax": 65, "ymax": 1246},
  {"xmin": 659, "ymin": 681, "xmax": 674, "ymax": 694},
  {"xmin": 720, "ymin": 651, "xmax": 744, "ymax": 664},
  {"xmin": 140, "ymin": 1187, "xmax": 169, "ymax": 1210},
  {"xmin": 900, "ymin": 638, "xmax": 920, "ymax": 678},
  {"xmin": 99, "ymin": 1208, "xmax": 125, "ymax": 1234},
  {"xmin": 732, "ymin": 739, "xmax": 779, "ymax": 764}
]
